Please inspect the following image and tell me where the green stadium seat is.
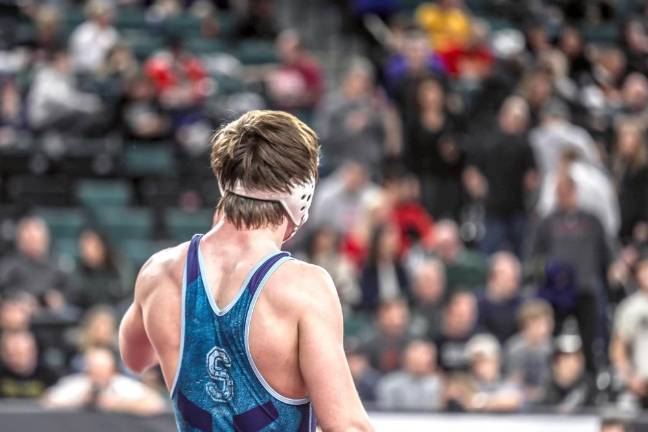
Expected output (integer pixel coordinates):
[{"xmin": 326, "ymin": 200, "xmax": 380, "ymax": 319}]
[
  {"xmin": 52, "ymin": 237, "xmax": 80, "ymax": 261},
  {"xmin": 124, "ymin": 145, "xmax": 175, "ymax": 177},
  {"xmin": 115, "ymin": 8, "xmax": 148, "ymax": 29},
  {"xmin": 76, "ymin": 180, "xmax": 132, "ymax": 210},
  {"xmin": 163, "ymin": 14, "xmax": 202, "ymax": 35},
  {"xmin": 213, "ymin": 73, "xmax": 244, "ymax": 95},
  {"xmin": 236, "ymin": 40, "xmax": 277, "ymax": 65},
  {"xmin": 96, "ymin": 207, "xmax": 154, "ymax": 243},
  {"xmin": 36, "ymin": 208, "xmax": 86, "ymax": 241},
  {"xmin": 120, "ymin": 238, "xmax": 168, "ymax": 270},
  {"xmin": 581, "ymin": 23, "xmax": 619, "ymax": 44},
  {"xmin": 217, "ymin": 12, "xmax": 236, "ymax": 37},
  {"xmin": 123, "ymin": 33, "xmax": 164, "ymax": 60},
  {"xmin": 186, "ymin": 37, "xmax": 228, "ymax": 56},
  {"xmin": 166, "ymin": 208, "xmax": 213, "ymax": 241}
]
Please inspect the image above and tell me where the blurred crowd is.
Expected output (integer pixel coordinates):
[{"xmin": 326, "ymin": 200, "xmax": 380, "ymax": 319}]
[{"xmin": 1, "ymin": 0, "xmax": 648, "ymax": 420}]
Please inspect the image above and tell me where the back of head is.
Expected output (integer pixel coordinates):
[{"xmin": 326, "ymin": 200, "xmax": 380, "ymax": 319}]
[{"xmin": 211, "ymin": 110, "xmax": 319, "ymax": 238}]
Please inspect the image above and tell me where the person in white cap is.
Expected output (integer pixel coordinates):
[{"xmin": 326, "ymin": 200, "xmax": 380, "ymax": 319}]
[{"xmin": 119, "ymin": 110, "xmax": 372, "ymax": 431}]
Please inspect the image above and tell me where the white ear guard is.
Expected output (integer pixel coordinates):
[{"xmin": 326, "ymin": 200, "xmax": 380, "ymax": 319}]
[{"xmin": 219, "ymin": 178, "xmax": 316, "ymax": 241}]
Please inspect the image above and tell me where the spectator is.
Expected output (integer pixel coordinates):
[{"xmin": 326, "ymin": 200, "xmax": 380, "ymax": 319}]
[
  {"xmin": 68, "ymin": 0, "xmax": 119, "ymax": 73},
  {"xmin": 466, "ymin": 96, "xmax": 537, "ymax": 256},
  {"xmin": 505, "ymin": 299, "xmax": 554, "ymax": 403},
  {"xmin": 360, "ymin": 298, "xmax": 414, "ymax": 374},
  {"xmin": 449, "ymin": 333, "xmax": 522, "ymax": 412},
  {"xmin": 24, "ymin": 5, "xmax": 64, "ymax": 64},
  {"xmin": 0, "ymin": 330, "xmax": 58, "ymax": 399},
  {"xmin": 414, "ymin": 0, "xmax": 472, "ymax": 52},
  {"xmin": 435, "ymin": 291, "xmax": 477, "ymax": 372},
  {"xmin": 611, "ymin": 254, "xmax": 648, "ymax": 409},
  {"xmin": 42, "ymin": 346, "xmax": 165, "ymax": 415},
  {"xmin": 346, "ymin": 347, "xmax": 380, "ymax": 403},
  {"xmin": 431, "ymin": 220, "xmax": 488, "ymax": 294},
  {"xmin": 622, "ymin": 18, "xmax": 648, "ymax": 75},
  {"xmin": 558, "ymin": 26, "xmax": 591, "ymax": 83},
  {"xmin": 71, "ymin": 306, "xmax": 118, "ymax": 373},
  {"xmin": 0, "ymin": 216, "xmax": 71, "ymax": 308},
  {"xmin": 610, "ymin": 121, "xmax": 648, "ymax": 245},
  {"xmin": 233, "ymin": 0, "xmax": 280, "ymax": 41},
  {"xmin": 542, "ymin": 335, "xmax": 595, "ymax": 412},
  {"xmin": 267, "ymin": 30, "xmax": 323, "ymax": 114},
  {"xmin": 404, "ymin": 77, "xmax": 465, "ymax": 220},
  {"xmin": 26, "ymin": 48, "xmax": 103, "ymax": 137},
  {"xmin": 359, "ymin": 224, "xmax": 409, "ymax": 312},
  {"xmin": 0, "ymin": 294, "xmax": 33, "ymax": 332},
  {"xmin": 376, "ymin": 340, "xmax": 443, "ymax": 410},
  {"xmin": 532, "ymin": 171, "xmax": 611, "ymax": 373},
  {"xmin": 601, "ymin": 418, "xmax": 630, "ymax": 432},
  {"xmin": 316, "ymin": 58, "xmax": 386, "ymax": 176},
  {"xmin": 530, "ymin": 99, "xmax": 601, "ymax": 177},
  {"xmin": 476, "ymin": 252, "xmax": 524, "ymax": 344},
  {"xmin": 123, "ymin": 74, "xmax": 172, "ymax": 141},
  {"xmin": 73, "ymin": 229, "xmax": 126, "ymax": 310},
  {"xmin": 410, "ymin": 259, "xmax": 445, "ymax": 339}
]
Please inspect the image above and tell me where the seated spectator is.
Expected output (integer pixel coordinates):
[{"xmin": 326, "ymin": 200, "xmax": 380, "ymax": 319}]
[
  {"xmin": 459, "ymin": 334, "xmax": 523, "ymax": 412},
  {"xmin": 71, "ymin": 306, "xmax": 118, "ymax": 373},
  {"xmin": 414, "ymin": 0, "xmax": 472, "ymax": 52},
  {"xmin": 346, "ymin": 346, "xmax": 380, "ymax": 403},
  {"xmin": 431, "ymin": 220, "xmax": 488, "ymax": 295},
  {"xmin": 601, "ymin": 418, "xmax": 630, "ymax": 432},
  {"xmin": 376, "ymin": 340, "xmax": 443, "ymax": 410},
  {"xmin": 436, "ymin": 20, "xmax": 493, "ymax": 80},
  {"xmin": 0, "ymin": 216, "xmax": 72, "ymax": 309},
  {"xmin": 233, "ymin": 0, "xmax": 280, "ymax": 41},
  {"xmin": 24, "ymin": 5, "xmax": 64, "ymax": 64},
  {"xmin": 315, "ymin": 58, "xmax": 387, "ymax": 176},
  {"xmin": 0, "ymin": 293, "xmax": 33, "ymax": 332},
  {"xmin": 435, "ymin": 291, "xmax": 477, "ymax": 372},
  {"xmin": 26, "ymin": 48, "xmax": 103, "ymax": 137},
  {"xmin": 123, "ymin": 74, "xmax": 172, "ymax": 141},
  {"xmin": 360, "ymin": 298, "xmax": 414, "ymax": 374},
  {"xmin": 542, "ymin": 335, "xmax": 595, "ymax": 412},
  {"xmin": 622, "ymin": 18, "xmax": 648, "ymax": 76},
  {"xmin": 42, "ymin": 346, "xmax": 165, "ymax": 415},
  {"xmin": 0, "ymin": 330, "xmax": 58, "ymax": 399},
  {"xmin": 611, "ymin": 253, "xmax": 648, "ymax": 409},
  {"xmin": 476, "ymin": 252, "xmax": 523, "ymax": 344},
  {"xmin": 68, "ymin": 0, "xmax": 119, "ymax": 73},
  {"xmin": 410, "ymin": 259, "xmax": 445, "ymax": 339},
  {"xmin": 466, "ymin": 96, "xmax": 537, "ymax": 256},
  {"xmin": 267, "ymin": 30, "xmax": 323, "ymax": 114},
  {"xmin": 532, "ymin": 172, "xmax": 611, "ymax": 373},
  {"xmin": 73, "ymin": 229, "xmax": 126, "ymax": 310},
  {"xmin": 610, "ymin": 120, "xmax": 648, "ymax": 245},
  {"xmin": 300, "ymin": 225, "xmax": 359, "ymax": 311},
  {"xmin": 505, "ymin": 299, "xmax": 554, "ymax": 403},
  {"xmin": 359, "ymin": 224, "xmax": 410, "ymax": 312}
]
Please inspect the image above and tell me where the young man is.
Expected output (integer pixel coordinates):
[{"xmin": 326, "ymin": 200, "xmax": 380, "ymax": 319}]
[{"xmin": 119, "ymin": 110, "xmax": 372, "ymax": 431}]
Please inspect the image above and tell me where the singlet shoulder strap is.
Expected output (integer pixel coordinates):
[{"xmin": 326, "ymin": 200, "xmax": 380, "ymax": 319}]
[
  {"xmin": 246, "ymin": 251, "xmax": 291, "ymax": 296},
  {"xmin": 186, "ymin": 234, "xmax": 204, "ymax": 287}
]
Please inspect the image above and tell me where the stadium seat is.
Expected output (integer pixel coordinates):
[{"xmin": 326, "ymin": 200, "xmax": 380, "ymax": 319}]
[
  {"xmin": 115, "ymin": 8, "xmax": 148, "ymax": 30},
  {"xmin": 7, "ymin": 176, "xmax": 71, "ymax": 206},
  {"xmin": 36, "ymin": 207, "xmax": 86, "ymax": 241},
  {"xmin": 166, "ymin": 208, "xmax": 213, "ymax": 241},
  {"xmin": 186, "ymin": 37, "xmax": 228, "ymax": 55},
  {"xmin": 123, "ymin": 145, "xmax": 175, "ymax": 177},
  {"xmin": 120, "ymin": 238, "xmax": 170, "ymax": 270},
  {"xmin": 162, "ymin": 14, "xmax": 202, "ymax": 36},
  {"xmin": 76, "ymin": 179, "xmax": 133, "ymax": 210},
  {"xmin": 235, "ymin": 40, "xmax": 277, "ymax": 65},
  {"xmin": 95, "ymin": 207, "xmax": 154, "ymax": 242},
  {"xmin": 581, "ymin": 23, "xmax": 619, "ymax": 44},
  {"xmin": 52, "ymin": 237, "xmax": 81, "ymax": 261}
]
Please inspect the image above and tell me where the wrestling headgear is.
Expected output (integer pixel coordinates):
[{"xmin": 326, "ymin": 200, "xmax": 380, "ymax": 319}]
[{"xmin": 219, "ymin": 178, "xmax": 316, "ymax": 241}]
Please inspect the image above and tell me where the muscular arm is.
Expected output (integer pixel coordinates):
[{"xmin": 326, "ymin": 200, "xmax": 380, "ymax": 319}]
[
  {"xmin": 298, "ymin": 267, "xmax": 373, "ymax": 432},
  {"xmin": 119, "ymin": 258, "xmax": 159, "ymax": 374}
]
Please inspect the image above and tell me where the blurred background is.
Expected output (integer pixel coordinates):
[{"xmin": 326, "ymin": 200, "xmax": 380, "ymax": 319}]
[{"xmin": 0, "ymin": 0, "xmax": 647, "ymax": 430}]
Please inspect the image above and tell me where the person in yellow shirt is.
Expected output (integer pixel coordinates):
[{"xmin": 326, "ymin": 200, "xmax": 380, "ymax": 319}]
[{"xmin": 415, "ymin": 0, "xmax": 472, "ymax": 51}]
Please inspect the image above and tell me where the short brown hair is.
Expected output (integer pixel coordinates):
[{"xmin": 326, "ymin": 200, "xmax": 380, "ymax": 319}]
[
  {"xmin": 518, "ymin": 299, "xmax": 554, "ymax": 327},
  {"xmin": 210, "ymin": 110, "xmax": 319, "ymax": 229}
]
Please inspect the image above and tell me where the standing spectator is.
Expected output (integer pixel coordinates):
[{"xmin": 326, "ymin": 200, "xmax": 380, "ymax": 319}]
[
  {"xmin": 610, "ymin": 121, "xmax": 648, "ymax": 245},
  {"xmin": 410, "ymin": 259, "xmax": 445, "ymax": 339},
  {"xmin": 316, "ymin": 58, "xmax": 387, "ymax": 176},
  {"xmin": 68, "ymin": 0, "xmax": 119, "ymax": 73},
  {"xmin": 0, "ymin": 330, "xmax": 58, "ymax": 399},
  {"xmin": 542, "ymin": 335, "xmax": 595, "ymax": 412},
  {"xmin": 73, "ymin": 229, "xmax": 126, "ymax": 310},
  {"xmin": 432, "ymin": 220, "xmax": 488, "ymax": 295},
  {"xmin": 42, "ymin": 347, "xmax": 165, "ymax": 414},
  {"xmin": 414, "ymin": 0, "xmax": 472, "ymax": 52},
  {"xmin": 532, "ymin": 173, "xmax": 611, "ymax": 373},
  {"xmin": 360, "ymin": 298, "xmax": 414, "ymax": 374},
  {"xmin": 435, "ymin": 291, "xmax": 477, "ymax": 372},
  {"xmin": 267, "ymin": 30, "xmax": 323, "ymax": 114},
  {"xmin": 359, "ymin": 224, "xmax": 410, "ymax": 312},
  {"xmin": 405, "ymin": 77, "xmax": 465, "ymax": 220},
  {"xmin": 610, "ymin": 254, "xmax": 648, "ymax": 409},
  {"xmin": 476, "ymin": 252, "xmax": 524, "ymax": 344},
  {"xmin": 466, "ymin": 96, "xmax": 537, "ymax": 256},
  {"xmin": 0, "ymin": 216, "xmax": 71, "ymax": 308},
  {"xmin": 505, "ymin": 299, "xmax": 554, "ymax": 403},
  {"xmin": 376, "ymin": 340, "xmax": 444, "ymax": 410}
]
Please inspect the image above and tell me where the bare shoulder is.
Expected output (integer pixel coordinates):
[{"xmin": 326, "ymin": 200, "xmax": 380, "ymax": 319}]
[{"xmin": 134, "ymin": 241, "xmax": 190, "ymax": 303}]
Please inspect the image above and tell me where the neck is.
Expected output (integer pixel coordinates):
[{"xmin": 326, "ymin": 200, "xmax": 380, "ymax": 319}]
[{"xmin": 207, "ymin": 213, "xmax": 286, "ymax": 251}]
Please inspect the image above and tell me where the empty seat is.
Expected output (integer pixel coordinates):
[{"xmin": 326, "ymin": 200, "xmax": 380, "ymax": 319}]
[
  {"xmin": 236, "ymin": 40, "xmax": 277, "ymax": 65},
  {"xmin": 166, "ymin": 208, "xmax": 213, "ymax": 241},
  {"xmin": 7, "ymin": 176, "xmax": 71, "ymax": 206},
  {"xmin": 96, "ymin": 207, "xmax": 154, "ymax": 242},
  {"xmin": 76, "ymin": 179, "xmax": 132, "ymax": 210},
  {"xmin": 123, "ymin": 145, "xmax": 175, "ymax": 177},
  {"xmin": 36, "ymin": 207, "xmax": 86, "ymax": 241},
  {"xmin": 120, "ymin": 238, "xmax": 169, "ymax": 270}
]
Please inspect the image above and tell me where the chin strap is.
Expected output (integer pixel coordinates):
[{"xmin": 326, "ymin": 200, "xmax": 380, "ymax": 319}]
[{"xmin": 219, "ymin": 178, "xmax": 316, "ymax": 241}]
